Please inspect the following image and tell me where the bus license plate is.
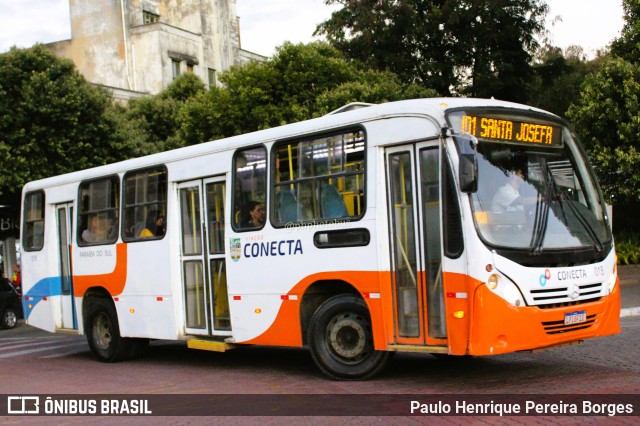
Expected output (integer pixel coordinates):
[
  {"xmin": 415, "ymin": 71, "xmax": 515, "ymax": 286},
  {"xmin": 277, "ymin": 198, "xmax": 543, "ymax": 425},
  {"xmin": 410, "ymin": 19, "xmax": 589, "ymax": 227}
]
[{"xmin": 564, "ymin": 310, "xmax": 587, "ymax": 325}]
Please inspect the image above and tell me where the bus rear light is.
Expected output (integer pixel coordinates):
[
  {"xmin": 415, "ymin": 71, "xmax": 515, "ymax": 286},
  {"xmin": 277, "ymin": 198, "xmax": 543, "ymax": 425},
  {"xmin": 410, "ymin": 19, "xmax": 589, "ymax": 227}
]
[
  {"xmin": 486, "ymin": 264, "xmax": 493, "ymax": 272},
  {"xmin": 453, "ymin": 311, "xmax": 465, "ymax": 319}
]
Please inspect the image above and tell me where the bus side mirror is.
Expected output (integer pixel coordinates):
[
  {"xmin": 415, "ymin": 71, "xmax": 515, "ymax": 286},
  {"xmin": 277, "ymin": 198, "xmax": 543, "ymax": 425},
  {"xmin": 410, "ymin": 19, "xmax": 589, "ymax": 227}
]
[{"xmin": 459, "ymin": 153, "xmax": 478, "ymax": 193}]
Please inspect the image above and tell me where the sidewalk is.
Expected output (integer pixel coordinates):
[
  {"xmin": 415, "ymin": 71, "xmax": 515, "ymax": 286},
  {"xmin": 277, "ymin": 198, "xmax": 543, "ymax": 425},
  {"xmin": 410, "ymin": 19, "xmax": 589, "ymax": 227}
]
[{"xmin": 619, "ymin": 265, "xmax": 640, "ymax": 317}]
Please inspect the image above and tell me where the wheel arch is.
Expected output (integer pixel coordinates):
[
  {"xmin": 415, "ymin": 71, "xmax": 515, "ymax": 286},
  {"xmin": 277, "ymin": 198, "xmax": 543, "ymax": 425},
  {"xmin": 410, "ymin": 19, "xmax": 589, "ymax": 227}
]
[
  {"xmin": 299, "ymin": 279, "xmax": 361, "ymax": 346},
  {"xmin": 82, "ymin": 286, "xmax": 114, "ymax": 333}
]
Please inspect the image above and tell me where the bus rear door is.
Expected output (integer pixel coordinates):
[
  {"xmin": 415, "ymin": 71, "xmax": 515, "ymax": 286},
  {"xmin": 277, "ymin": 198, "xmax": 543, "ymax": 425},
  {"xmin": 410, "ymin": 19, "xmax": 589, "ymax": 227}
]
[{"xmin": 55, "ymin": 202, "xmax": 77, "ymax": 330}]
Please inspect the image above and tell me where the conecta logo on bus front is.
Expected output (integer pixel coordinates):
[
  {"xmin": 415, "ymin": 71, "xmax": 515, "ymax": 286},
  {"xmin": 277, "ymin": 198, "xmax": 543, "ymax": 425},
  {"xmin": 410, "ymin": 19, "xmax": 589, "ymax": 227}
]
[{"xmin": 539, "ymin": 269, "xmax": 551, "ymax": 287}]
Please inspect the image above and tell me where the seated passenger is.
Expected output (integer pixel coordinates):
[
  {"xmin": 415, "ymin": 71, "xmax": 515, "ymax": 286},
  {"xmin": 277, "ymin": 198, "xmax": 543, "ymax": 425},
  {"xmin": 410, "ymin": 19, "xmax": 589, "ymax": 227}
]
[
  {"xmin": 139, "ymin": 210, "xmax": 165, "ymax": 238},
  {"xmin": 239, "ymin": 201, "xmax": 265, "ymax": 228}
]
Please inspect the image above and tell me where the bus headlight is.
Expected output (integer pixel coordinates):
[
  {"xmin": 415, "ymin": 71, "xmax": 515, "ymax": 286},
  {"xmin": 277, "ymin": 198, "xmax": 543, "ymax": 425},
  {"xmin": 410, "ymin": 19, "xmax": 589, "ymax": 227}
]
[
  {"xmin": 607, "ymin": 263, "xmax": 618, "ymax": 294},
  {"xmin": 486, "ymin": 273, "xmax": 525, "ymax": 307}
]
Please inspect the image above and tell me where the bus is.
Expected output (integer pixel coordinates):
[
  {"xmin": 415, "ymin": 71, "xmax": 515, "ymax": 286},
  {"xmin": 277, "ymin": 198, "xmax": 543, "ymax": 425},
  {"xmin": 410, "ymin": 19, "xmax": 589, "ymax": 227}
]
[{"xmin": 20, "ymin": 98, "xmax": 620, "ymax": 380}]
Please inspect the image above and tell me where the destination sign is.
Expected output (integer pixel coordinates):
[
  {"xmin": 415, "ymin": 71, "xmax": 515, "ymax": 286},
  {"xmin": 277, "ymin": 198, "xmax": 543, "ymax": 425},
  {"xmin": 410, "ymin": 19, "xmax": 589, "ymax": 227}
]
[{"xmin": 459, "ymin": 115, "xmax": 563, "ymax": 147}]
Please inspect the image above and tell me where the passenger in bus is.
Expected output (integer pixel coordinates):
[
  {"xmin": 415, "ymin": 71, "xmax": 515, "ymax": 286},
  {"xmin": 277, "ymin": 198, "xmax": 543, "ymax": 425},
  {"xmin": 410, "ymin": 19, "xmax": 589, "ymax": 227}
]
[
  {"xmin": 240, "ymin": 201, "xmax": 265, "ymax": 228},
  {"xmin": 139, "ymin": 210, "xmax": 165, "ymax": 238},
  {"xmin": 491, "ymin": 168, "xmax": 529, "ymax": 212},
  {"xmin": 82, "ymin": 216, "xmax": 99, "ymax": 243}
]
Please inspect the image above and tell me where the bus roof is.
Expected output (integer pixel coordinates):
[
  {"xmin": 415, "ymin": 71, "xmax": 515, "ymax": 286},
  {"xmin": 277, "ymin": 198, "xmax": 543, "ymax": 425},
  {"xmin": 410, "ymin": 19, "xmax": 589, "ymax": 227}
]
[{"xmin": 22, "ymin": 97, "xmax": 554, "ymax": 191}]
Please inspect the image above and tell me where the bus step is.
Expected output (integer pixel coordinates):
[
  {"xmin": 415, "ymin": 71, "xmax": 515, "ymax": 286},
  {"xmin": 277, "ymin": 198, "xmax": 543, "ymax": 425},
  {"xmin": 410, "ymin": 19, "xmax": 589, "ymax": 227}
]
[
  {"xmin": 55, "ymin": 328, "xmax": 80, "ymax": 335},
  {"xmin": 187, "ymin": 338, "xmax": 235, "ymax": 352},
  {"xmin": 387, "ymin": 344, "xmax": 448, "ymax": 354}
]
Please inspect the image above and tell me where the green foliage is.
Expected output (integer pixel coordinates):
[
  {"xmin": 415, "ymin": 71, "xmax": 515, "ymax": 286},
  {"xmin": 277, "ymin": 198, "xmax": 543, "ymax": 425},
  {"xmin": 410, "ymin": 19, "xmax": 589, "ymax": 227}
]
[
  {"xmin": 0, "ymin": 45, "xmax": 120, "ymax": 203},
  {"xmin": 567, "ymin": 57, "xmax": 640, "ymax": 204},
  {"xmin": 529, "ymin": 46, "xmax": 603, "ymax": 118},
  {"xmin": 611, "ymin": 0, "xmax": 640, "ymax": 64},
  {"xmin": 317, "ymin": 0, "xmax": 548, "ymax": 101},
  {"xmin": 179, "ymin": 42, "xmax": 434, "ymax": 141},
  {"xmin": 615, "ymin": 232, "xmax": 640, "ymax": 265},
  {"xmin": 119, "ymin": 73, "xmax": 206, "ymax": 156}
]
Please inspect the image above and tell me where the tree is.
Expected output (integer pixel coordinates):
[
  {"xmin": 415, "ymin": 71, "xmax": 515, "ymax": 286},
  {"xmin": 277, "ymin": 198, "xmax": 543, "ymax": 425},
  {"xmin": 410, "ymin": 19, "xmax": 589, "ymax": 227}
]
[
  {"xmin": 0, "ymin": 45, "xmax": 121, "ymax": 204},
  {"xmin": 316, "ymin": 0, "xmax": 548, "ymax": 101},
  {"xmin": 178, "ymin": 42, "xmax": 436, "ymax": 142},
  {"xmin": 567, "ymin": 57, "xmax": 640, "ymax": 204},
  {"xmin": 118, "ymin": 73, "xmax": 206, "ymax": 157},
  {"xmin": 611, "ymin": 0, "xmax": 640, "ymax": 64},
  {"xmin": 529, "ymin": 45, "xmax": 604, "ymax": 117}
]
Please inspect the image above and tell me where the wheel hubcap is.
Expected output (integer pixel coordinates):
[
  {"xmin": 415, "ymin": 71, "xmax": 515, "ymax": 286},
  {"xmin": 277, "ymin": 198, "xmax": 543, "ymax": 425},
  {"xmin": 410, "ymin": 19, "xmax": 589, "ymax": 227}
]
[
  {"xmin": 93, "ymin": 313, "xmax": 112, "ymax": 350},
  {"xmin": 327, "ymin": 313, "xmax": 368, "ymax": 361},
  {"xmin": 4, "ymin": 311, "xmax": 17, "ymax": 328}
]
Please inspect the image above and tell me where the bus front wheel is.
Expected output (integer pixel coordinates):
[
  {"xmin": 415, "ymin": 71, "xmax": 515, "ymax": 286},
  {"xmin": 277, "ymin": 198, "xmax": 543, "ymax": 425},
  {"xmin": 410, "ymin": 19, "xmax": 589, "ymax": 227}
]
[{"xmin": 308, "ymin": 295, "xmax": 391, "ymax": 380}]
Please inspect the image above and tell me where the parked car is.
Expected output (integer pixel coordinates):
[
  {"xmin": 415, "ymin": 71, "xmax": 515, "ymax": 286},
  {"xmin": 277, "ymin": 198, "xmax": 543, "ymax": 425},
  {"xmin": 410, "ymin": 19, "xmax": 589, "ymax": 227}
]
[{"xmin": 0, "ymin": 278, "xmax": 22, "ymax": 329}]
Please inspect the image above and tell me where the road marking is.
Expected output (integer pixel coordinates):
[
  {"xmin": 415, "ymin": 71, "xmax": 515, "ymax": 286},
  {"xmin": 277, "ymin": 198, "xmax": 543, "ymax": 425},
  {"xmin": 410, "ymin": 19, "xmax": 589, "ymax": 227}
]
[{"xmin": 0, "ymin": 342, "xmax": 87, "ymax": 359}]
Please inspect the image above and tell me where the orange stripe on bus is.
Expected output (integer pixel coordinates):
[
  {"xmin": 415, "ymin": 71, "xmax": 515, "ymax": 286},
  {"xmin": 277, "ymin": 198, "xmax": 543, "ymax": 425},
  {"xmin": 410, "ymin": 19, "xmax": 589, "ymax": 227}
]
[
  {"xmin": 73, "ymin": 243, "xmax": 128, "ymax": 297},
  {"xmin": 241, "ymin": 271, "xmax": 389, "ymax": 349}
]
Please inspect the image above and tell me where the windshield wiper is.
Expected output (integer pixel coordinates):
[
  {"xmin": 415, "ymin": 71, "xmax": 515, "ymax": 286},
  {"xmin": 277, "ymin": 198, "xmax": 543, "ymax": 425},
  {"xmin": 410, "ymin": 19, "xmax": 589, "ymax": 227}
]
[
  {"xmin": 530, "ymin": 164, "xmax": 551, "ymax": 255},
  {"xmin": 557, "ymin": 192, "xmax": 605, "ymax": 253}
]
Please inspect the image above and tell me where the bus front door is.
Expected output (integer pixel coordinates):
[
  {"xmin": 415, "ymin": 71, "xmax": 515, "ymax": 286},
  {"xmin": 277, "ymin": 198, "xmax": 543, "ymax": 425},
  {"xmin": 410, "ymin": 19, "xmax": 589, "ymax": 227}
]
[
  {"xmin": 386, "ymin": 143, "xmax": 447, "ymax": 346},
  {"xmin": 55, "ymin": 202, "xmax": 77, "ymax": 330},
  {"xmin": 178, "ymin": 178, "xmax": 231, "ymax": 337}
]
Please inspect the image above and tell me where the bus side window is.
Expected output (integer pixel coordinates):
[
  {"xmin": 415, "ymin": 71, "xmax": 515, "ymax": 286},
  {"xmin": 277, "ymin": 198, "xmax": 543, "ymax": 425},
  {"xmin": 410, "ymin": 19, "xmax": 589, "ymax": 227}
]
[
  {"xmin": 77, "ymin": 177, "xmax": 119, "ymax": 246},
  {"xmin": 233, "ymin": 147, "xmax": 267, "ymax": 231},
  {"xmin": 122, "ymin": 166, "xmax": 168, "ymax": 242},
  {"xmin": 23, "ymin": 191, "xmax": 45, "ymax": 251},
  {"xmin": 271, "ymin": 129, "xmax": 365, "ymax": 225}
]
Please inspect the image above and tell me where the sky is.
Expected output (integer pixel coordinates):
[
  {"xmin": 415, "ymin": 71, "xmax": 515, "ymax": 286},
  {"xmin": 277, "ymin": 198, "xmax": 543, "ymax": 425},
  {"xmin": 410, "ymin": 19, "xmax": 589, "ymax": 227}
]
[{"xmin": 0, "ymin": 0, "xmax": 625, "ymax": 57}]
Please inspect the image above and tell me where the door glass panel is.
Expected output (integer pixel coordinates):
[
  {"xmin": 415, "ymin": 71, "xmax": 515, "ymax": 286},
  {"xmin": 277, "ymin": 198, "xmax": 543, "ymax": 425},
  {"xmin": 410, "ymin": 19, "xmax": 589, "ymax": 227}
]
[
  {"xmin": 210, "ymin": 259, "xmax": 230, "ymax": 330},
  {"xmin": 180, "ymin": 187, "xmax": 202, "ymax": 256},
  {"xmin": 420, "ymin": 148, "xmax": 446, "ymax": 338},
  {"xmin": 184, "ymin": 260, "xmax": 206, "ymax": 329},
  {"xmin": 57, "ymin": 208, "xmax": 72, "ymax": 296},
  {"xmin": 389, "ymin": 152, "xmax": 420, "ymax": 337},
  {"xmin": 206, "ymin": 182, "xmax": 225, "ymax": 254}
]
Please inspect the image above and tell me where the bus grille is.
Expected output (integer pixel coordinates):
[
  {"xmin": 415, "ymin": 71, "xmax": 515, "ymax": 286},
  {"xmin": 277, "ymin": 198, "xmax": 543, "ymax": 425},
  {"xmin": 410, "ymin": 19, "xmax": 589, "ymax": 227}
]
[
  {"xmin": 529, "ymin": 282, "xmax": 603, "ymax": 308},
  {"xmin": 541, "ymin": 314, "xmax": 597, "ymax": 335}
]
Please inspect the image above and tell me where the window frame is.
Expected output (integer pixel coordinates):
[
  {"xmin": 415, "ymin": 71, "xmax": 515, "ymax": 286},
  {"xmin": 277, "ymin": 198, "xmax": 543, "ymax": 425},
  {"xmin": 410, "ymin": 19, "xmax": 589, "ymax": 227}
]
[
  {"xmin": 22, "ymin": 190, "xmax": 45, "ymax": 252},
  {"xmin": 270, "ymin": 126, "xmax": 367, "ymax": 228},
  {"xmin": 77, "ymin": 175, "xmax": 120, "ymax": 247},
  {"xmin": 121, "ymin": 165, "xmax": 168, "ymax": 243},
  {"xmin": 232, "ymin": 145, "xmax": 268, "ymax": 232}
]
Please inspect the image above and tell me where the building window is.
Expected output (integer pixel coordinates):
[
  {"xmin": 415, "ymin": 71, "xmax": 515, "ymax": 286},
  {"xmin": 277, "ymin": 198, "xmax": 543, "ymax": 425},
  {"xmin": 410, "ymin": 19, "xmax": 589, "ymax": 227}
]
[
  {"xmin": 172, "ymin": 59, "xmax": 181, "ymax": 79},
  {"xmin": 22, "ymin": 191, "xmax": 45, "ymax": 251},
  {"xmin": 78, "ymin": 177, "xmax": 119, "ymax": 246},
  {"xmin": 143, "ymin": 11, "xmax": 159, "ymax": 24},
  {"xmin": 186, "ymin": 63, "xmax": 195, "ymax": 73},
  {"xmin": 122, "ymin": 167, "xmax": 167, "ymax": 241},
  {"xmin": 208, "ymin": 68, "xmax": 217, "ymax": 87},
  {"xmin": 272, "ymin": 129, "xmax": 366, "ymax": 225}
]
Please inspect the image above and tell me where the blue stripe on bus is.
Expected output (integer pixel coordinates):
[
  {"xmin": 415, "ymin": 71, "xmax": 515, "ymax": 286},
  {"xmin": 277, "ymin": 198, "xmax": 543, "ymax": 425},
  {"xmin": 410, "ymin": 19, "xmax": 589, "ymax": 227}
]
[{"xmin": 22, "ymin": 276, "xmax": 63, "ymax": 319}]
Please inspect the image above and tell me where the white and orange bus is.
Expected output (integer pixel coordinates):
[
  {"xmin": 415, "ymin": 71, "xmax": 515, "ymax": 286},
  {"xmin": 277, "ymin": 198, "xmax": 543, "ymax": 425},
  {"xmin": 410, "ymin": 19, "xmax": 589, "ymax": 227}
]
[{"xmin": 20, "ymin": 98, "xmax": 620, "ymax": 379}]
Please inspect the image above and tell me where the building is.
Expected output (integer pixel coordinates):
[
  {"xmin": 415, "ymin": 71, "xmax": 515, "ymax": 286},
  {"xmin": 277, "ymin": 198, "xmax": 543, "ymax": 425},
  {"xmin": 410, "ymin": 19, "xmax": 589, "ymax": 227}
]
[{"xmin": 47, "ymin": 0, "xmax": 265, "ymax": 101}]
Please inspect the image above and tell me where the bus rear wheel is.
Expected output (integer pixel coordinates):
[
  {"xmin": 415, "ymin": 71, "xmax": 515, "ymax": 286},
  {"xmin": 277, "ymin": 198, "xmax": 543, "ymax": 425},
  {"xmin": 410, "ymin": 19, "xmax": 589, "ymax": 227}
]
[
  {"xmin": 85, "ymin": 298, "xmax": 135, "ymax": 362},
  {"xmin": 308, "ymin": 295, "xmax": 391, "ymax": 380}
]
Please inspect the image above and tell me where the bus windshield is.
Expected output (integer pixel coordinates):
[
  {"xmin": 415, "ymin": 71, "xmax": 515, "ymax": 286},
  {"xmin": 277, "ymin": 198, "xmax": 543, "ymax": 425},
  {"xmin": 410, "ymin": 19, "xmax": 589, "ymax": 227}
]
[{"xmin": 447, "ymin": 110, "xmax": 612, "ymax": 256}]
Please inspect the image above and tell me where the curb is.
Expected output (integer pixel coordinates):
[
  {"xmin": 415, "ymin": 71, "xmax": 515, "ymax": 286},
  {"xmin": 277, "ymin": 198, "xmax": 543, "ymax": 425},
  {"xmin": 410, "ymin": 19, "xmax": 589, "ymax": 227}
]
[{"xmin": 620, "ymin": 307, "xmax": 640, "ymax": 318}]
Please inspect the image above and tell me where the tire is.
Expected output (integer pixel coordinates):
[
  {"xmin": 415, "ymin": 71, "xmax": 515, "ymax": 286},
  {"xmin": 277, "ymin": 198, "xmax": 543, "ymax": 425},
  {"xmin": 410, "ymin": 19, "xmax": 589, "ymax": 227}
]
[
  {"xmin": 1, "ymin": 307, "xmax": 18, "ymax": 329},
  {"xmin": 85, "ymin": 298, "xmax": 132, "ymax": 362},
  {"xmin": 308, "ymin": 295, "xmax": 391, "ymax": 380}
]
